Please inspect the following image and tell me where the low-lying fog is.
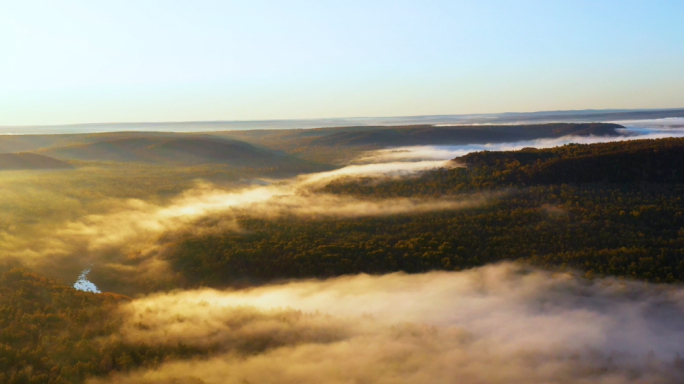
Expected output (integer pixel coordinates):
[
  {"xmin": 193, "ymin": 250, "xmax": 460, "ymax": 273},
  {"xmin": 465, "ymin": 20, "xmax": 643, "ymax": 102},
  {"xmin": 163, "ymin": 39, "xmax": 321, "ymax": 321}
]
[
  {"xmin": 1, "ymin": 120, "xmax": 681, "ymax": 382},
  {"xmin": 65, "ymin": 121, "xmax": 684, "ymax": 292},
  {"xmin": 90, "ymin": 263, "xmax": 684, "ymax": 383},
  {"xmin": 361, "ymin": 119, "xmax": 684, "ymax": 163}
]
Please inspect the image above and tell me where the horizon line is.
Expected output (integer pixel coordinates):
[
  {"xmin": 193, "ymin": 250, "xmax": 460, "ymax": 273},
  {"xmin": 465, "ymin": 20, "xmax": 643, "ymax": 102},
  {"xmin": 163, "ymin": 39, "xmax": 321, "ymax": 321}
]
[{"xmin": 3, "ymin": 107, "xmax": 684, "ymax": 129}]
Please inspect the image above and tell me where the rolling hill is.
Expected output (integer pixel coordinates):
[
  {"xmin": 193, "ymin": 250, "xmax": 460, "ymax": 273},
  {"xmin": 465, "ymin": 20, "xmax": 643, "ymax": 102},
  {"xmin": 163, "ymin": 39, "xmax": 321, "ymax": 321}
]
[
  {"xmin": 39, "ymin": 136, "xmax": 324, "ymax": 171},
  {"xmin": 0, "ymin": 123, "xmax": 626, "ymax": 166},
  {"xmin": 303, "ymin": 123, "xmax": 623, "ymax": 147},
  {"xmin": 166, "ymin": 137, "xmax": 684, "ymax": 290},
  {"xmin": 0, "ymin": 153, "xmax": 73, "ymax": 170},
  {"xmin": 214, "ymin": 123, "xmax": 625, "ymax": 163},
  {"xmin": 0, "ymin": 122, "xmax": 634, "ymax": 172},
  {"xmin": 455, "ymin": 137, "xmax": 684, "ymax": 184}
]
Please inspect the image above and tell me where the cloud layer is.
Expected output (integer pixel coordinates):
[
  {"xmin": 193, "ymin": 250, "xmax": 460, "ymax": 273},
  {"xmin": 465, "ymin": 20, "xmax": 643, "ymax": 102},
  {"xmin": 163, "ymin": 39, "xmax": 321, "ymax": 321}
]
[{"xmin": 92, "ymin": 263, "xmax": 684, "ymax": 383}]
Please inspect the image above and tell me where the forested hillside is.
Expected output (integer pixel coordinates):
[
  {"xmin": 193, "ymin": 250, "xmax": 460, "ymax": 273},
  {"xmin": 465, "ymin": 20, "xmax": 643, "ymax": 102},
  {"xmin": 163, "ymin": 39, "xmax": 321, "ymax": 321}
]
[
  {"xmin": 458, "ymin": 137, "xmax": 684, "ymax": 185},
  {"xmin": 0, "ymin": 123, "xmax": 624, "ymax": 167},
  {"xmin": 0, "ymin": 153, "xmax": 72, "ymax": 171},
  {"xmin": 37, "ymin": 136, "xmax": 329, "ymax": 175},
  {"xmin": 304, "ymin": 123, "xmax": 621, "ymax": 147},
  {"xmin": 0, "ymin": 268, "xmax": 212, "ymax": 383},
  {"xmin": 2, "ymin": 135, "xmax": 684, "ymax": 383},
  {"xmin": 165, "ymin": 137, "xmax": 684, "ymax": 286},
  {"xmin": 215, "ymin": 122, "xmax": 623, "ymax": 163}
]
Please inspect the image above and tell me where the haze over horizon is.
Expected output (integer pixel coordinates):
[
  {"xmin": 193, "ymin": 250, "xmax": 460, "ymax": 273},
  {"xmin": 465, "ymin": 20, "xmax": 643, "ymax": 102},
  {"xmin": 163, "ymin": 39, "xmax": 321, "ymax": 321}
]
[
  {"xmin": 2, "ymin": 108, "xmax": 684, "ymax": 135},
  {"xmin": 2, "ymin": 1, "xmax": 684, "ymax": 126}
]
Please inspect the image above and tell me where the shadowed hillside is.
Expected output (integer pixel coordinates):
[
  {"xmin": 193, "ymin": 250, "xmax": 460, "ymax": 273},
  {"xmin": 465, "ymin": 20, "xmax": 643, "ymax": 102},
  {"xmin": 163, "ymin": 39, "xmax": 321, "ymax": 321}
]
[
  {"xmin": 39, "ymin": 136, "xmax": 326, "ymax": 172},
  {"xmin": 306, "ymin": 123, "xmax": 623, "ymax": 147},
  {"xmin": 0, "ymin": 132, "xmax": 190, "ymax": 154},
  {"xmin": 456, "ymin": 137, "xmax": 684, "ymax": 185},
  {"xmin": 214, "ymin": 123, "xmax": 624, "ymax": 163},
  {"xmin": 0, "ymin": 153, "xmax": 73, "ymax": 170},
  {"xmin": 0, "ymin": 123, "xmax": 624, "ymax": 166}
]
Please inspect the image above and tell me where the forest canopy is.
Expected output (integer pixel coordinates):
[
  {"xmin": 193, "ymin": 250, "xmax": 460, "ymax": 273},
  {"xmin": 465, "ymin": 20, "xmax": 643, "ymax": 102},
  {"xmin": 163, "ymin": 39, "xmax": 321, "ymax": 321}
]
[
  {"xmin": 167, "ymin": 137, "xmax": 684, "ymax": 287},
  {"xmin": 1, "ymin": 133, "xmax": 684, "ymax": 383}
]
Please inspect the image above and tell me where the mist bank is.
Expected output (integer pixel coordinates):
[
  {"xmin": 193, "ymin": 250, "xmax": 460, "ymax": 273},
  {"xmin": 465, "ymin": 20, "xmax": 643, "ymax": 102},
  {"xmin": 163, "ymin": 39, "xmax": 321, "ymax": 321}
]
[
  {"xmin": 360, "ymin": 124, "xmax": 684, "ymax": 163},
  {"xmin": 616, "ymin": 117, "xmax": 684, "ymax": 130},
  {"xmin": 0, "ymin": 157, "xmax": 490, "ymax": 293},
  {"xmin": 0, "ymin": 118, "xmax": 681, "ymax": 382},
  {"xmin": 2, "ymin": 122, "xmax": 683, "ymax": 293},
  {"xmin": 90, "ymin": 263, "xmax": 684, "ymax": 383}
]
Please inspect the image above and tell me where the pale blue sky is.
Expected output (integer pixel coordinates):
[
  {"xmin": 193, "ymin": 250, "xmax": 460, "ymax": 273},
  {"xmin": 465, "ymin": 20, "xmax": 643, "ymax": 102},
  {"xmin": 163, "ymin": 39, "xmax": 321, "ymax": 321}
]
[{"xmin": 1, "ymin": 0, "xmax": 683, "ymax": 125}]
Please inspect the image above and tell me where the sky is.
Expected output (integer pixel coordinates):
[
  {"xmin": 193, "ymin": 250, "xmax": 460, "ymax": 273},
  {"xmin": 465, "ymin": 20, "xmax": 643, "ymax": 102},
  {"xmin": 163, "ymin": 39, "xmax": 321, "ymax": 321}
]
[{"xmin": 1, "ymin": 0, "xmax": 683, "ymax": 126}]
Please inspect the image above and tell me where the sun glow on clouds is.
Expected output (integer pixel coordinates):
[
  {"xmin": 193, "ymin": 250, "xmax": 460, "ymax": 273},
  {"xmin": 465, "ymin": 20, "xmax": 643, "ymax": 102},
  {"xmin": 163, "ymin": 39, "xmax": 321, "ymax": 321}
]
[{"xmin": 91, "ymin": 263, "xmax": 684, "ymax": 383}]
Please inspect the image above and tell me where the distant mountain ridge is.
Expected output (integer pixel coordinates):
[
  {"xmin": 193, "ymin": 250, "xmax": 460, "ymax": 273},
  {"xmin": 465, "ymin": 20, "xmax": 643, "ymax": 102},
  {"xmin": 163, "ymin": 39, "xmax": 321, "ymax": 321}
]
[{"xmin": 1, "ymin": 108, "xmax": 682, "ymax": 134}]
